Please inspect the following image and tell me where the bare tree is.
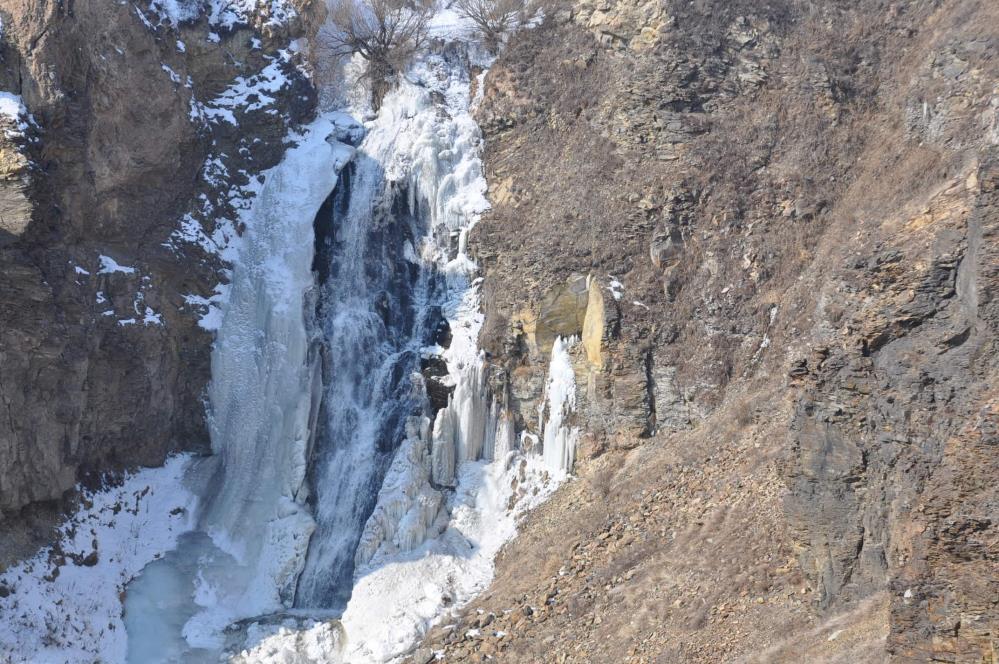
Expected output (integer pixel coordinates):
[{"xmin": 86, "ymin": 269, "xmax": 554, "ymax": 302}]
[
  {"xmin": 453, "ymin": 0, "xmax": 532, "ymax": 52},
  {"xmin": 320, "ymin": 0, "xmax": 434, "ymax": 109}
]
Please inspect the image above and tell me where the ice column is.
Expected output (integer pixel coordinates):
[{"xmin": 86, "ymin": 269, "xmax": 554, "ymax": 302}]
[
  {"xmin": 353, "ymin": 416, "xmax": 449, "ymax": 568},
  {"xmin": 539, "ymin": 337, "xmax": 579, "ymax": 475}
]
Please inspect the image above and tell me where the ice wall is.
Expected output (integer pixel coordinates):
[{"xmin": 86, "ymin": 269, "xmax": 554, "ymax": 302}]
[
  {"xmin": 353, "ymin": 416, "xmax": 449, "ymax": 567},
  {"xmin": 118, "ymin": 117, "xmax": 360, "ymax": 660},
  {"xmin": 199, "ymin": 118, "xmax": 356, "ymax": 610}
]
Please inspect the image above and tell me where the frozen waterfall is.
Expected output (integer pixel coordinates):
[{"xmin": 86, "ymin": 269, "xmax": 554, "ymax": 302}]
[
  {"xmin": 1, "ymin": 39, "xmax": 584, "ymax": 664},
  {"xmin": 121, "ymin": 117, "xmax": 359, "ymax": 659},
  {"xmin": 294, "ymin": 46, "xmax": 496, "ymax": 609},
  {"xmin": 198, "ymin": 119, "xmax": 356, "ymax": 598},
  {"xmin": 540, "ymin": 337, "xmax": 580, "ymax": 475}
]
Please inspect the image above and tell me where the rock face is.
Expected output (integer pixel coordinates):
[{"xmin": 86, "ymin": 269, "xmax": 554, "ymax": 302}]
[
  {"xmin": 423, "ymin": 0, "xmax": 998, "ymax": 661},
  {"xmin": 0, "ymin": 0, "xmax": 325, "ymax": 559}
]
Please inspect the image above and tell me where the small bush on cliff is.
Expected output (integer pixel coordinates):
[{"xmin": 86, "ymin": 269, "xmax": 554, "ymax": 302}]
[
  {"xmin": 454, "ymin": 0, "xmax": 534, "ymax": 52},
  {"xmin": 320, "ymin": 0, "xmax": 434, "ymax": 109}
]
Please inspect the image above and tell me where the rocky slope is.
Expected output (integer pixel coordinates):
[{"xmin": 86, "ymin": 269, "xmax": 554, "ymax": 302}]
[
  {"xmin": 413, "ymin": 0, "xmax": 998, "ymax": 661},
  {"xmin": 0, "ymin": 0, "xmax": 324, "ymax": 563}
]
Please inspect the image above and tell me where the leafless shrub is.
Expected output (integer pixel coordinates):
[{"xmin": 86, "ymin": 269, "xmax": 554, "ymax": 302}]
[
  {"xmin": 734, "ymin": 396, "xmax": 754, "ymax": 428},
  {"xmin": 320, "ymin": 0, "xmax": 434, "ymax": 108},
  {"xmin": 586, "ymin": 463, "xmax": 615, "ymax": 500},
  {"xmin": 453, "ymin": 0, "xmax": 534, "ymax": 52}
]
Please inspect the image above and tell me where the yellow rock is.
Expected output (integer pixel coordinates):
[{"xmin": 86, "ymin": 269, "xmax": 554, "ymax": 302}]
[
  {"xmin": 533, "ymin": 274, "xmax": 590, "ymax": 352},
  {"xmin": 0, "ymin": 145, "xmax": 32, "ymax": 237},
  {"xmin": 582, "ymin": 277, "xmax": 605, "ymax": 368}
]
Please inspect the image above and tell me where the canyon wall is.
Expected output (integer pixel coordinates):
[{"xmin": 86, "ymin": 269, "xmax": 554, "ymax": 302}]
[
  {"xmin": 419, "ymin": 0, "xmax": 998, "ymax": 661},
  {"xmin": 0, "ymin": 0, "xmax": 325, "ymax": 560},
  {"xmin": 0, "ymin": 0, "xmax": 994, "ymax": 661}
]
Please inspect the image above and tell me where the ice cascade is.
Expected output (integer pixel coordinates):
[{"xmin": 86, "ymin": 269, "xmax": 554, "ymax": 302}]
[
  {"xmin": 539, "ymin": 337, "xmax": 580, "ymax": 475},
  {"xmin": 120, "ymin": 117, "xmax": 359, "ymax": 659},
  {"xmin": 230, "ymin": 47, "xmax": 584, "ymax": 662}
]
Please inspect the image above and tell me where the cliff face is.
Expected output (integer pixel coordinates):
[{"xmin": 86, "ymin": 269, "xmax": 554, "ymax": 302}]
[
  {"xmin": 419, "ymin": 0, "xmax": 998, "ymax": 661},
  {"xmin": 0, "ymin": 0, "xmax": 324, "ymax": 560}
]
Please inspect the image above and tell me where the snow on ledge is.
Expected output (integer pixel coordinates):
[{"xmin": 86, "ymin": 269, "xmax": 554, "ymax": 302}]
[
  {"xmin": 98, "ymin": 254, "xmax": 137, "ymax": 275},
  {"xmin": 0, "ymin": 91, "xmax": 36, "ymax": 139},
  {"xmin": 147, "ymin": 0, "xmax": 298, "ymax": 30}
]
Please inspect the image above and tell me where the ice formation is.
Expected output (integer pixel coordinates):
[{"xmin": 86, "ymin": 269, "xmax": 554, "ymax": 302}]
[
  {"xmin": 540, "ymin": 337, "xmax": 580, "ymax": 475},
  {"xmin": 292, "ymin": 46, "xmax": 496, "ymax": 609},
  {"xmin": 198, "ymin": 117, "xmax": 355, "ymax": 597},
  {"xmin": 120, "ymin": 116, "xmax": 358, "ymax": 659},
  {"xmin": 217, "ymin": 44, "xmax": 580, "ymax": 663}
]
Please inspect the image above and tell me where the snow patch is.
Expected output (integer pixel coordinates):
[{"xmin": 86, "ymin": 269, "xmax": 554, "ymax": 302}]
[
  {"xmin": 0, "ymin": 91, "xmax": 34, "ymax": 138},
  {"xmin": 188, "ymin": 45, "xmax": 294, "ymax": 126},
  {"xmin": 147, "ymin": 0, "xmax": 297, "ymax": 30},
  {"xmin": 98, "ymin": 254, "xmax": 137, "ymax": 274},
  {"xmin": 0, "ymin": 456, "xmax": 197, "ymax": 664},
  {"xmin": 608, "ymin": 275, "xmax": 624, "ymax": 301},
  {"xmin": 161, "ymin": 63, "xmax": 183, "ymax": 85}
]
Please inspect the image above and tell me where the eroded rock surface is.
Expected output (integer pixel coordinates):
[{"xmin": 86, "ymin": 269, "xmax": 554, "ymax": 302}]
[{"xmin": 419, "ymin": 0, "xmax": 999, "ymax": 661}]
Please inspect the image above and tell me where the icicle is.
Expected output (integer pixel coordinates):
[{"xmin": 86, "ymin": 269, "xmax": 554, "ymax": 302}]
[
  {"xmin": 539, "ymin": 337, "xmax": 580, "ymax": 475},
  {"xmin": 454, "ymin": 360, "xmax": 490, "ymax": 461},
  {"xmin": 494, "ymin": 409, "xmax": 516, "ymax": 460},
  {"xmin": 481, "ymin": 400, "xmax": 500, "ymax": 461},
  {"xmin": 431, "ymin": 405, "xmax": 458, "ymax": 487}
]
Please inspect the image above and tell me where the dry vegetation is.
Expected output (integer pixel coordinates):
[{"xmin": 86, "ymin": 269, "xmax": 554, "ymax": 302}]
[
  {"xmin": 454, "ymin": 0, "xmax": 535, "ymax": 52},
  {"xmin": 412, "ymin": 385, "xmax": 878, "ymax": 663},
  {"xmin": 318, "ymin": 0, "xmax": 434, "ymax": 107},
  {"xmin": 410, "ymin": 0, "xmax": 999, "ymax": 660}
]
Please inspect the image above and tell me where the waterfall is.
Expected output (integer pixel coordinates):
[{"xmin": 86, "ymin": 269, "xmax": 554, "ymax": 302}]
[
  {"xmin": 0, "ymin": 33, "xmax": 581, "ymax": 664},
  {"xmin": 294, "ymin": 45, "xmax": 489, "ymax": 610},
  {"xmin": 292, "ymin": 136, "xmax": 440, "ymax": 610},
  {"xmin": 120, "ymin": 117, "xmax": 360, "ymax": 659},
  {"xmin": 224, "ymin": 46, "xmax": 584, "ymax": 662},
  {"xmin": 198, "ymin": 122, "xmax": 353, "ymax": 598},
  {"xmin": 115, "ymin": 40, "xmax": 582, "ymax": 664}
]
